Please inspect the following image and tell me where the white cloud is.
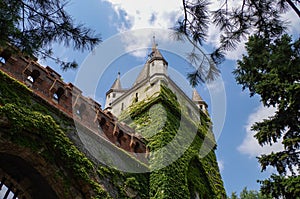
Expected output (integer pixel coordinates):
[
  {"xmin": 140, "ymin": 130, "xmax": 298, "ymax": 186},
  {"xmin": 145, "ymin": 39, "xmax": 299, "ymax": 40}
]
[
  {"xmin": 238, "ymin": 104, "xmax": 283, "ymax": 158},
  {"xmin": 103, "ymin": 0, "xmax": 182, "ymax": 32},
  {"xmin": 218, "ymin": 160, "xmax": 224, "ymax": 172},
  {"xmin": 102, "ymin": 0, "xmax": 299, "ymax": 60},
  {"xmin": 102, "ymin": 0, "xmax": 182, "ymax": 57}
]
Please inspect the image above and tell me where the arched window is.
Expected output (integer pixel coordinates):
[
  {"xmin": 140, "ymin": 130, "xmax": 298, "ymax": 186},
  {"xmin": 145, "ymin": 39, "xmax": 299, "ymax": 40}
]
[
  {"xmin": 0, "ymin": 49, "xmax": 11, "ymax": 64},
  {"xmin": 76, "ymin": 103, "xmax": 86, "ymax": 118},
  {"xmin": 53, "ymin": 87, "xmax": 64, "ymax": 103},
  {"xmin": 99, "ymin": 117, "xmax": 106, "ymax": 128},
  {"xmin": 26, "ymin": 70, "xmax": 40, "ymax": 86},
  {"xmin": 117, "ymin": 130, "xmax": 124, "ymax": 145},
  {"xmin": 134, "ymin": 142, "xmax": 140, "ymax": 153}
]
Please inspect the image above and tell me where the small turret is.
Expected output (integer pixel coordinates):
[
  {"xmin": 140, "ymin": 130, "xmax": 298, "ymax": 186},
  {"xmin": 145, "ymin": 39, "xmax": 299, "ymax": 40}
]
[
  {"xmin": 148, "ymin": 36, "xmax": 168, "ymax": 79},
  {"xmin": 105, "ymin": 72, "xmax": 125, "ymax": 109},
  {"xmin": 192, "ymin": 89, "xmax": 207, "ymax": 113}
]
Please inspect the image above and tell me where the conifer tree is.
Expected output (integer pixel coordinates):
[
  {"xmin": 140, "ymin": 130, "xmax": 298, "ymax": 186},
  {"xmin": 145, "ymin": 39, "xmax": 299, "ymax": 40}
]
[
  {"xmin": 0, "ymin": 0, "xmax": 101, "ymax": 70},
  {"xmin": 234, "ymin": 34, "xmax": 300, "ymax": 198}
]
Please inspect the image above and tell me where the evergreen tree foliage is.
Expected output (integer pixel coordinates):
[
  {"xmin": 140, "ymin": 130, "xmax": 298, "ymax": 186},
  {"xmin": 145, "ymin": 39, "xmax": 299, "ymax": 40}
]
[
  {"xmin": 228, "ymin": 187, "xmax": 272, "ymax": 199},
  {"xmin": 178, "ymin": 1, "xmax": 300, "ymax": 197},
  {"xmin": 177, "ymin": 0, "xmax": 300, "ymax": 85},
  {"xmin": 0, "ymin": 0, "xmax": 101, "ymax": 70},
  {"xmin": 234, "ymin": 34, "xmax": 300, "ymax": 198}
]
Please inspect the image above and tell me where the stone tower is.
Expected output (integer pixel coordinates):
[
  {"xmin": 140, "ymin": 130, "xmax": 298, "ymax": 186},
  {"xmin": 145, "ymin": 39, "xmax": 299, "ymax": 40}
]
[{"xmin": 104, "ymin": 38, "xmax": 225, "ymax": 199}]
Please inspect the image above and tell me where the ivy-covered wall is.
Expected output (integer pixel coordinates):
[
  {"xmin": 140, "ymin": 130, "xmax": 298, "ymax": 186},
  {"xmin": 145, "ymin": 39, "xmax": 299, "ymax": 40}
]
[
  {"xmin": 120, "ymin": 84, "xmax": 226, "ymax": 199},
  {"xmin": 0, "ymin": 69, "xmax": 225, "ymax": 198},
  {"xmin": 0, "ymin": 70, "xmax": 148, "ymax": 199}
]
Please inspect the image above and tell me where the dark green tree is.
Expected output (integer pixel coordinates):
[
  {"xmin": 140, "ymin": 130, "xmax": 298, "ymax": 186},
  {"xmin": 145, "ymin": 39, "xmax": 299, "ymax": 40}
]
[
  {"xmin": 0, "ymin": 0, "xmax": 101, "ymax": 69},
  {"xmin": 176, "ymin": 0, "xmax": 300, "ymax": 86},
  {"xmin": 234, "ymin": 34, "xmax": 300, "ymax": 198},
  {"xmin": 229, "ymin": 192, "xmax": 238, "ymax": 199},
  {"xmin": 178, "ymin": 1, "xmax": 300, "ymax": 198},
  {"xmin": 228, "ymin": 187, "xmax": 272, "ymax": 199}
]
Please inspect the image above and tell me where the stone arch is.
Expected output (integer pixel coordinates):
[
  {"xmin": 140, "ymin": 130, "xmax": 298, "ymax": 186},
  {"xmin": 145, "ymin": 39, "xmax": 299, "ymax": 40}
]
[
  {"xmin": 187, "ymin": 157, "xmax": 214, "ymax": 199},
  {"xmin": 0, "ymin": 142, "xmax": 65, "ymax": 199},
  {"xmin": 0, "ymin": 153, "xmax": 58, "ymax": 199}
]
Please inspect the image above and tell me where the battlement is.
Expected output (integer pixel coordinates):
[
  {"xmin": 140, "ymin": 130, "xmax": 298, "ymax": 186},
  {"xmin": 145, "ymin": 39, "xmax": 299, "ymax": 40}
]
[{"xmin": 0, "ymin": 46, "xmax": 148, "ymax": 162}]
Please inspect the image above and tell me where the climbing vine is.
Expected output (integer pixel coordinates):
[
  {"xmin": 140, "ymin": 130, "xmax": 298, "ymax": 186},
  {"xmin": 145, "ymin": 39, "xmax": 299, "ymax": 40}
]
[
  {"xmin": 0, "ymin": 69, "xmax": 225, "ymax": 198},
  {"xmin": 120, "ymin": 84, "xmax": 226, "ymax": 199},
  {"xmin": 0, "ymin": 70, "xmax": 146, "ymax": 199}
]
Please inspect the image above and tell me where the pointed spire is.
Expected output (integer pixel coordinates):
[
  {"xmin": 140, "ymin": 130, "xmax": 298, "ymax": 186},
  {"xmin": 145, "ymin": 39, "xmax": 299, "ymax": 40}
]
[
  {"xmin": 110, "ymin": 72, "xmax": 122, "ymax": 90},
  {"xmin": 149, "ymin": 35, "xmax": 167, "ymax": 63},
  {"xmin": 192, "ymin": 89, "xmax": 204, "ymax": 102}
]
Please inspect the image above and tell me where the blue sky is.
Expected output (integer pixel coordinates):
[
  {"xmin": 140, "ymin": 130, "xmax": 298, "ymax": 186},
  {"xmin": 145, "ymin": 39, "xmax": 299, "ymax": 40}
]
[{"xmin": 2, "ymin": 0, "xmax": 298, "ymax": 197}]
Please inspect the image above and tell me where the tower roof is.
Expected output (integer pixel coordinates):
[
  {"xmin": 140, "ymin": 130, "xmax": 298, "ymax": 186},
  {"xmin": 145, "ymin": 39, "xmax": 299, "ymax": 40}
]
[
  {"xmin": 148, "ymin": 36, "xmax": 167, "ymax": 63},
  {"xmin": 110, "ymin": 72, "xmax": 122, "ymax": 90},
  {"xmin": 133, "ymin": 36, "xmax": 167, "ymax": 86},
  {"xmin": 192, "ymin": 89, "xmax": 204, "ymax": 102}
]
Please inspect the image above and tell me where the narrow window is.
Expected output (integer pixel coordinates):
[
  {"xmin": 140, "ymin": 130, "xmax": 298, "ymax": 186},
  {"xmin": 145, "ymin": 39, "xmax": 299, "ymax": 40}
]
[
  {"xmin": 99, "ymin": 117, "xmax": 106, "ymax": 128},
  {"xmin": 134, "ymin": 142, "xmax": 140, "ymax": 153},
  {"xmin": 117, "ymin": 130, "xmax": 124, "ymax": 145},
  {"xmin": 135, "ymin": 93, "xmax": 139, "ymax": 102},
  {"xmin": 187, "ymin": 107, "xmax": 192, "ymax": 117},
  {"xmin": 113, "ymin": 93, "xmax": 116, "ymax": 98},
  {"xmin": 121, "ymin": 103, "xmax": 124, "ymax": 111}
]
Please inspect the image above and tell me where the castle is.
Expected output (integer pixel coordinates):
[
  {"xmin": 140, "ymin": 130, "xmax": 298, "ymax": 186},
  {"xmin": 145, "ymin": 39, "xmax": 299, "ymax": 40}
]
[
  {"xmin": 0, "ymin": 41, "xmax": 226, "ymax": 198},
  {"xmin": 105, "ymin": 37, "xmax": 207, "ymax": 118}
]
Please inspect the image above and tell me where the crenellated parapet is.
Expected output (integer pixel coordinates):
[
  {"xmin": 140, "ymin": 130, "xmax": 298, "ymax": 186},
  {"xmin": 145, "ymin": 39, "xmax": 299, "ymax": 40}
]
[{"xmin": 0, "ymin": 45, "xmax": 148, "ymax": 162}]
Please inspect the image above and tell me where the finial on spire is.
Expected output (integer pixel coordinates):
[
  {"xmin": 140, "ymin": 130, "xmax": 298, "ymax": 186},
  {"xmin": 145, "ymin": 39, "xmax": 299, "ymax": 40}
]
[{"xmin": 152, "ymin": 35, "xmax": 157, "ymax": 51}]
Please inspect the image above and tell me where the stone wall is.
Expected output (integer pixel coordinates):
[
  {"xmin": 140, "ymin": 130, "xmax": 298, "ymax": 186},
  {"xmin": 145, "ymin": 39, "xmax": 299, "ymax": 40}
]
[{"xmin": 0, "ymin": 45, "xmax": 148, "ymax": 161}]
